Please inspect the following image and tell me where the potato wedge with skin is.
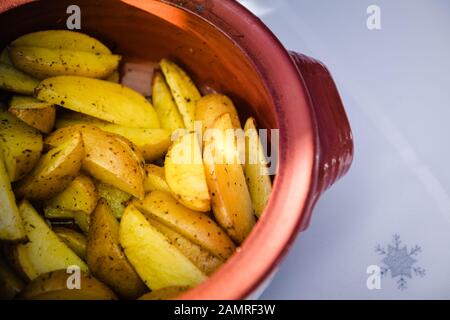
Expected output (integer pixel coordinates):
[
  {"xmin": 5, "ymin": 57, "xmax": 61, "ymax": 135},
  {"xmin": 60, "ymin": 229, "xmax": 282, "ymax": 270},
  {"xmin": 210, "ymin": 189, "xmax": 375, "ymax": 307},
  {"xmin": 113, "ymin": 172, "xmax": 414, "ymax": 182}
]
[
  {"xmin": 148, "ymin": 218, "xmax": 223, "ymax": 275},
  {"xmin": 244, "ymin": 117, "xmax": 272, "ymax": 217},
  {"xmin": 35, "ymin": 76, "xmax": 160, "ymax": 128},
  {"xmin": 15, "ymin": 131, "xmax": 84, "ymax": 200},
  {"xmin": 96, "ymin": 182, "xmax": 132, "ymax": 219},
  {"xmin": 0, "ymin": 62, "xmax": 39, "ymax": 95},
  {"xmin": 165, "ymin": 133, "xmax": 210, "ymax": 212},
  {"xmin": 0, "ymin": 255, "xmax": 25, "ymax": 300},
  {"xmin": 152, "ymin": 71, "xmax": 185, "ymax": 132},
  {"xmin": 203, "ymin": 113, "xmax": 255, "ymax": 244},
  {"xmin": 44, "ymin": 174, "xmax": 98, "ymax": 217},
  {"xmin": 9, "ymin": 46, "xmax": 120, "ymax": 80},
  {"xmin": 56, "ymin": 112, "xmax": 171, "ymax": 161},
  {"xmin": 87, "ymin": 200, "xmax": 146, "ymax": 299},
  {"xmin": 144, "ymin": 164, "xmax": 170, "ymax": 193},
  {"xmin": 45, "ymin": 125, "xmax": 145, "ymax": 199},
  {"xmin": 160, "ymin": 59, "xmax": 201, "ymax": 131},
  {"xmin": 138, "ymin": 286, "xmax": 189, "ymax": 300},
  {"xmin": 11, "ymin": 30, "xmax": 112, "ymax": 54},
  {"xmin": 195, "ymin": 94, "xmax": 241, "ymax": 132},
  {"xmin": 0, "ymin": 111, "xmax": 43, "ymax": 182},
  {"xmin": 18, "ymin": 270, "xmax": 117, "ymax": 300},
  {"xmin": 0, "ymin": 151, "xmax": 26, "ymax": 242},
  {"xmin": 2, "ymin": 245, "xmax": 38, "ymax": 282},
  {"xmin": 120, "ymin": 205, "xmax": 207, "ymax": 290},
  {"xmin": 54, "ymin": 227, "xmax": 87, "ymax": 260},
  {"xmin": 8, "ymin": 96, "xmax": 56, "ymax": 133},
  {"xmin": 13, "ymin": 201, "xmax": 88, "ymax": 280},
  {"xmin": 133, "ymin": 191, "xmax": 235, "ymax": 260}
]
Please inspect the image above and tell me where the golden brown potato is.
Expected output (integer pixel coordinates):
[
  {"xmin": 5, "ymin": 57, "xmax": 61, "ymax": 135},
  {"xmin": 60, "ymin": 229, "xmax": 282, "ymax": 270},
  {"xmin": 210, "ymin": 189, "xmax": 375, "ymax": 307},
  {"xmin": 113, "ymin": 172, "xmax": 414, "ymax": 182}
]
[
  {"xmin": 120, "ymin": 205, "xmax": 207, "ymax": 290},
  {"xmin": 0, "ymin": 151, "xmax": 26, "ymax": 242},
  {"xmin": 96, "ymin": 182, "xmax": 132, "ymax": 219},
  {"xmin": 53, "ymin": 227, "xmax": 87, "ymax": 260},
  {"xmin": 9, "ymin": 46, "xmax": 120, "ymax": 80},
  {"xmin": 15, "ymin": 131, "xmax": 84, "ymax": 200},
  {"xmin": 148, "ymin": 218, "xmax": 223, "ymax": 275},
  {"xmin": 0, "ymin": 111, "xmax": 43, "ymax": 182},
  {"xmin": 35, "ymin": 76, "xmax": 160, "ymax": 129},
  {"xmin": 11, "ymin": 30, "xmax": 112, "ymax": 54},
  {"xmin": 159, "ymin": 59, "xmax": 201, "ymax": 131},
  {"xmin": 203, "ymin": 113, "xmax": 255, "ymax": 244},
  {"xmin": 133, "ymin": 191, "xmax": 235, "ymax": 260},
  {"xmin": 56, "ymin": 112, "xmax": 171, "ymax": 161},
  {"xmin": 152, "ymin": 71, "xmax": 185, "ymax": 132},
  {"xmin": 165, "ymin": 133, "xmax": 210, "ymax": 212},
  {"xmin": 86, "ymin": 199, "xmax": 146, "ymax": 299},
  {"xmin": 143, "ymin": 164, "xmax": 170, "ymax": 193},
  {"xmin": 8, "ymin": 96, "xmax": 56, "ymax": 133},
  {"xmin": 0, "ymin": 255, "xmax": 25, "ymax": 300},
  {"xmin": 9, "ymin": 201, "xmax": 88, "ymax": 281},
  {"xmin": 18, "ymin": 270, "xmax": 117, "ymax": 300},
  {"xmin": 44, "ymin": 174, "xmax": 98, "ymax": 217},
  {"xmin": 138, "ymin": 286, "xmax": 189, "ymax": 300},
  {"xmin": 2, "ymin": 244, "xmax": 38, "ymax": 282},
  {"xmin": 45, "ymin": 125, "xmax": 145, "ymax": 199},
  {"xmin": 0, "ymin": 62, "xmax": 39, "ymax": 95},
  {"xmin": 195, "ymin": 94, "xmax": 241, "ymax": 132},
  {"xmin": 244, "ymin": 117, "xmax": 272, "ymax": 217}
]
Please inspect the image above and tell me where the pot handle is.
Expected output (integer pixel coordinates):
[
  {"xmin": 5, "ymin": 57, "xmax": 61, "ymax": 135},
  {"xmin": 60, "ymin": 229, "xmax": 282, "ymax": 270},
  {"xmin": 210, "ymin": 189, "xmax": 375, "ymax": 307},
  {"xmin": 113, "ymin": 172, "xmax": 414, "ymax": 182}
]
[{"xmin": 289, "ymin": 52, "xmax": 354, "ymax": 230}]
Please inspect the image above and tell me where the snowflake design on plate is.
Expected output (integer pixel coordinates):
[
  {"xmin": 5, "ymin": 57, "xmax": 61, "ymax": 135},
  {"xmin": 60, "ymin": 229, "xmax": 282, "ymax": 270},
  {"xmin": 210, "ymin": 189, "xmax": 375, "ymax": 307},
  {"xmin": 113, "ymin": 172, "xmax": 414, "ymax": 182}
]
[{"xmin": 375, "ymin": 234, "xmax": 426, "ymax": 290}]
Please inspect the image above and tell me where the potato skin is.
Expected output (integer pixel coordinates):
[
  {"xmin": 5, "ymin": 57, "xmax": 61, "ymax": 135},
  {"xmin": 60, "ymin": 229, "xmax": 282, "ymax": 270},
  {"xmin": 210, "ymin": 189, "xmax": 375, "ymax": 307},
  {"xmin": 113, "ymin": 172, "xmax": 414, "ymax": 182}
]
[
  {"xmin": 35, "ymin": 76, "xmax": 160, "ymax": 129},
  {"xmin": 53, "ymin": 227, "xmax": 87, "ymax": 260},
  {"xmin": 9, "ymin": 46, "xmax": 120, "ymax": 80},
  {"xmin": 86, "ymin": 199, "xmax": 146, "ymax": 299},
  {"xmin": 133, "ymin": 191, "xmax": 236, "ymax": 260},
  {"xmin": 18, "ymin": 270, "xmax": 117, "ymax": 300},
  {"xmin": 0, "ymin": 254, "xmax": 25, "ymax": 299},
  {"xmin": 45, "ymin": 125, "xmax": 145, "ymax": 199},
  {"xmin": 8, "ymin": 96, "xmax": 56, "ymax": 133},
  {"xmin": 15, "ymin": 131, "xmax": 84, "ymax": 200},
  {"xmin": 0, "ymin": 111, "xmax": 43, "ymax": 182},
  {"xmin": 203, "ymin": 113, "xmax": 255, "ymax": 244}
]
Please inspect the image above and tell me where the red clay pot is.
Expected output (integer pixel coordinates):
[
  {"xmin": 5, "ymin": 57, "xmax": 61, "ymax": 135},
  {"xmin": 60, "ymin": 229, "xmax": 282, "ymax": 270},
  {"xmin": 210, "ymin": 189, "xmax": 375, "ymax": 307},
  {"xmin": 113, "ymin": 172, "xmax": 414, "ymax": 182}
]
[{"xmin": 0, "ymin": 0, "xmax": 353, "ymax": 299}]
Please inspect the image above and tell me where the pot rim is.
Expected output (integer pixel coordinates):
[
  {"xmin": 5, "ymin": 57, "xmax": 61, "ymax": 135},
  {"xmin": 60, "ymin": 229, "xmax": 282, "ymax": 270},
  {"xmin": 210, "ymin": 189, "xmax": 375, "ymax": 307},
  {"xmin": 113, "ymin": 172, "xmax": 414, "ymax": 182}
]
[{"xmin": 0, "ymin": 0, "xmax": 318, "ymax": 299}]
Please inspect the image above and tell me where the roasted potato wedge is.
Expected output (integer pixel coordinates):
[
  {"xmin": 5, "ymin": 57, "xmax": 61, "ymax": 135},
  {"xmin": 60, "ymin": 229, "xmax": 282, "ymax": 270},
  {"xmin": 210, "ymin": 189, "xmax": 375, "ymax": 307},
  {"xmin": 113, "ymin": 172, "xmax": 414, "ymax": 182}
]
[
  {"xmin": 11, "ymin": 30, "xmax": 112, "ymax": 54},
  {"xmin": 18, "ymin": 270, "xmax": 117, "ymax": 300},
  {"xmin": 160, "ymin": 59, "xmax": 201, "ymax": 131},
  {"xmin": 148, "ymin": 218, "xmax": 223, "ymax": 275},
  {"xmin": 0, "ymin": 151, "xmax": 26, "ymax": 242},
  {"xmin": 54, "ymin": 227, "xmax": 87, "ymax": 260},
  {"xmin": 165, "ymin": 133, "xmax": 210, "ymax": 212},
  {"xmin": 195, "ymin": 94, "xmax": 241, "ymax": 132},
  {"xmin": 44, "ymin": 174, "xmax": 98, "ymax": 217},
  {"xmin": 15, "ymin": 131, "xmax": 84, "ymax": 200},
  {"xmin": 0, "ymin": 254, "xmax": 25, "ymax": 300},
  {"xmin": 133, "ymin": 191, "xmax": 235, "ymax": 260},
  {"xmin": 203, "ymin": 113, "xmax": 255, "ymax": 243},
  {"xmin": 96, "ymin": 182, "xmax": 132, "ymax": 219},
  {"xmin": 144, "ymin": 164, "xmax": 170, "ymax": 193},
  {"xmin": 56, "ymin": 113, "xmax": 170, "ymax": 161},
  {"xmin": 86, "ymin": 200, "xmax": 146, "ymax": 299},
  {"xmin": 10, "ymin": 201, "xmax": 88, "ymax": 281},
  {"xmin": 9, "ymin": 46, "xmax": 120, "ymax": 80},
  {"xmin": 244, "ymin": 117, "xmax": 272, "ymax": 217},
  {"xmin": 0, "ymin": 111, "xmax": 43, "ymax": 182},
  {"xmin": 2, "ymin": 244, "xmax": 38, "ymax": 282},
  {"xmin": 138, "ymin": 286, "xmax": 189, "ymax": 300},
  {"xmin": 36, "ymin": 76, "xmax": 160, "ymax": 128},
  {"xmin": 45, "ymin": 125, "xmax": 145, "ymax": 199},
  {"xmin": 8, "ymin": 96, "xmax": 56, "ymax": 133},
  {"xmin": 152, "ymin": 71, "xmax": 185, "ymax": 132},
  {"xmin": 120, "ymin": 205, "xmax": 207, "ymax": 290},
  {"xmin": 0, "ymin": 62, "xmax": 39, "ymax": 95}
]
